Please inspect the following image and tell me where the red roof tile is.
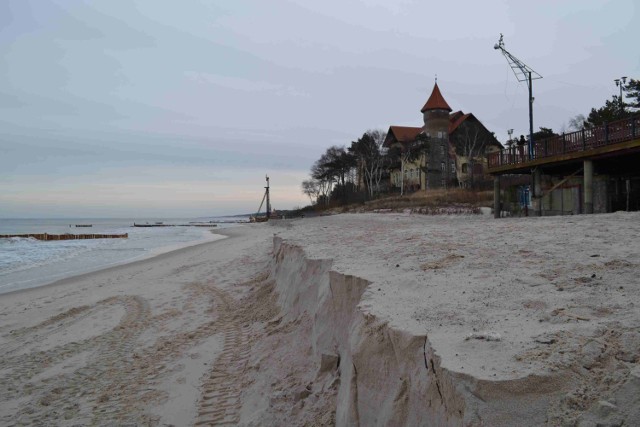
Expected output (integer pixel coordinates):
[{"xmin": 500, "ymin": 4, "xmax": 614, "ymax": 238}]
[
  {"xmin": 384, "ymin": 126, "xmax": 422, "ymax": 147},
  {"xmin": 420, "ymin": 83, "xmax": 452, "ymax": 113}
]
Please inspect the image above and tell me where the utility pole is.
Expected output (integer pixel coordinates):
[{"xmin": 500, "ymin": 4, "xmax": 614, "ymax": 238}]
[{"xmin": 494, "ymin": 34, "xmax": 542, "ymax": 159}]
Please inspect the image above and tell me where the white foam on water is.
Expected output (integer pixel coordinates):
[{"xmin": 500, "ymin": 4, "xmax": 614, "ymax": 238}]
[{"xmin": 0, "ymin": 218, "xmax": 236, "ymax": 294}]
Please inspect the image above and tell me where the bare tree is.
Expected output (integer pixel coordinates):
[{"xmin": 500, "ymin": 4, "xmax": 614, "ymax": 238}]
[
  {"xmin": 368, "ymin": 130, "xmax": 389, "ymax": 196},
  {"xmin": 452, "ymin": 120, "xmax": 490, "ymax": 188},
  {"xmin": 350, "ymin": 129, "xmax": 388, "ymax": 198},
  {"xmin": 567, "ymin": 114, "xmax": 587, "ymax": 131},
  {"xmin": 388, "ymin": 133, "xmax": 430, "ymax": 195},
  {"xmin": 301, "ymin": 179, "xmax": 320, "ymax": 205}
]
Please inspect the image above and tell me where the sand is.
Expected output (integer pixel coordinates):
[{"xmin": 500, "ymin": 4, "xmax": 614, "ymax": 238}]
[
  {"xmin": 1, "ymin": 212, "xmax": 639, "ymax": 426},
  {"xmin": 0, "ymin": 225, "xmax": 276, "ymax": 426}
]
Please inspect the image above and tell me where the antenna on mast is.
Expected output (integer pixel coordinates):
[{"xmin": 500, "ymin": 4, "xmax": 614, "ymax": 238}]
[
  {"xmin": 494, "ymin": 34, "xmax": 542, "ymax": 158},
  {"xmin": 494, "ymin": 34, "xmax": 542, "ymax": 84}
]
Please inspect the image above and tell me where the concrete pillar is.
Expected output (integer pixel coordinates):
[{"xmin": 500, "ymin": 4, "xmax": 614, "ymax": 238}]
[
  {"xmin": 533, "ymin": 169, "xmax": 542, "ymax": 216},
  {"xmin": 584, "ymin": 160, "xmax": 593, "ymax": 214},
  {"xmin": 493, "ymin": 176, "xmax": 501, "ymax": 218}
]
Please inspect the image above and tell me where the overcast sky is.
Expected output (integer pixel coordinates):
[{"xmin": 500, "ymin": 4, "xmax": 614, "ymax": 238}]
[{"xmin": 1, "ymin": 0, "xmax": 638, "ymax": 218}]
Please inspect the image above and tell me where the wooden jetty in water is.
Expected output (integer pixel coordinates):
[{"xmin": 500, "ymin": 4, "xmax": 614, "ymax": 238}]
[{"xmin": 0, "ymin": 233, "xmax": 128, "ymax": 241}]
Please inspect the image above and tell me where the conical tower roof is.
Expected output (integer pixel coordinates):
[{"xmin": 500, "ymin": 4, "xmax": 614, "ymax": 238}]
[{"xmin": 420, "ymin": 82, "xmax": 452, "ymax": 113}]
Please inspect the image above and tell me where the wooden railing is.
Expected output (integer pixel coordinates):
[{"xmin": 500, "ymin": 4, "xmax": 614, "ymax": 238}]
[{"xmin": 488, "ymin": 115, "xmax": 640, "ymax": 170}]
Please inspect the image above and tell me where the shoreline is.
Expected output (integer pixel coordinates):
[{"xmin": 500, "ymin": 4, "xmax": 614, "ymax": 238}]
[
  {"xmin": 0, "ymin": 222, "xmax": 274, "ymax": 426},
  {"xmin": 0, "ymin": 227, "xmax": 236, "ymax": 297},
  {"xmin": 0, "ymin": 236, "xmax": 220, "ymax": 299}
]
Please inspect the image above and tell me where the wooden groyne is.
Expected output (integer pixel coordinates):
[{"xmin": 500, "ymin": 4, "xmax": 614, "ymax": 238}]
[
  {"xmin": 133, "ymin": 223, "xmax": 217, "ymax": 227},
  {"xmin": 0, "ymin": 233, "xmax": 128, "ymax": 241}
]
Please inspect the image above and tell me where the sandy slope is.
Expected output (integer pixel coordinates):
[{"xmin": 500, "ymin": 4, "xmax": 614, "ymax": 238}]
[
  {"xmin": 1, "ymin": 212, "xmax": 639, "ymax": 426},
  {"xmin": 262, "ymin": 212, "xmax": 640, "ymax": 426}
]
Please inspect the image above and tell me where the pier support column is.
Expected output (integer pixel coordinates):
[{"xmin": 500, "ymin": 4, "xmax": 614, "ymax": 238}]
[
  {"xmin": 493, "ymin": 176, "xmax": 501, "ymax": 218},
  {"xmin": 584, "ymin": 160, "xmax": 593, "ymax": 214},
  {"xmin": 533, "ymin": 169, "xmax": 542, "ymax": 216}
]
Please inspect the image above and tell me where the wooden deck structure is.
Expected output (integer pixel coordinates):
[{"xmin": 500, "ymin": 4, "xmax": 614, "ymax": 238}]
[
  {"xmin": 488, "ymin": 115, "xmax": 640, "ymax": 173},
  {"xmin": 487, "ymin": 115, "xmax": 640, "ymax": 217}
]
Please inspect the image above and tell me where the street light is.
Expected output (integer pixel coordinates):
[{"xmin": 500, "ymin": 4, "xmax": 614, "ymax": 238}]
[
  {"xmin": 506, "ymin": 128, "xmax": 514, "ymax": 147},
  {"xmin": 614, "ymin": 76, "xmax": 628, "ymax": 114}
]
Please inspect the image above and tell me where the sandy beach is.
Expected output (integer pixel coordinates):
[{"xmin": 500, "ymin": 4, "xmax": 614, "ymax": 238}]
[
  {"xmin": 1, "ymin": 212, "xmax": 639, "ymax": 426},
  {"xmin": 0, "ymin": 225, "xmax": 276, "ymax": 426}
]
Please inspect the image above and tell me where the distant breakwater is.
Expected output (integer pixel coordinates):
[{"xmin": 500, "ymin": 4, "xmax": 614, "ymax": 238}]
[{"xmin": 0, "ymin": 233, "xmax": 128, "ymax": 241}]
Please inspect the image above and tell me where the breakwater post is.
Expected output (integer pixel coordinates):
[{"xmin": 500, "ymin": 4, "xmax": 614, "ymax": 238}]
[{"xmin": 0, "ymin": 233, "xmax": 128, "ymax": 241}]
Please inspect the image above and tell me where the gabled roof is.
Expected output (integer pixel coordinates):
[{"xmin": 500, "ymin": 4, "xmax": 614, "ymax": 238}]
[
  {"xmin": 420, "ymin": 82, "xmax": 452, "ymax": 113},
  {"xmin": 383, "ymin": 126, "xmax": 422, "ymax": 147},
  {"xmin": 449, "ymin": 111, "xmax": 471, "ymax": 133},
  {"xmin": 448, "ymin": 112, "xmax": 503, "ymax": 149}
]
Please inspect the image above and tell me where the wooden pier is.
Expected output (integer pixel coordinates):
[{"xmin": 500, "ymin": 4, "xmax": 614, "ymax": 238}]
[{"xmin": 0, "ymin": 233, "xmax": 128, "ymax": 241}]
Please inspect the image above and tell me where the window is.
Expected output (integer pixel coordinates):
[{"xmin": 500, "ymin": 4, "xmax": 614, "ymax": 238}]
[
  {"xmin": 440, "ymin": 161, "xmax": 445, "ymax": 171},
  {"xmin": 437, "ymin": 131, "xmax": 445, "ymax": 139},
  {"xmin": 441, "ymin": 178, "xmax": 445, "ymax": 186},
  {"xmin": 440, "ymin": 144, "xmax": 444, "ymax": 155},
  {"xmin": 450, "ymin": 161, "xmax": 455, "ymax": 172},
  {"xmin": 461, "ymin": 163, "xmax": 468, "ymax": 173}
]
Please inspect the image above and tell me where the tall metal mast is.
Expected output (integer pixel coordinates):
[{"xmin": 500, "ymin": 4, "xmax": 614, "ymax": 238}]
[
  {"xmin": 254, "ymin": 175, "xmax": 271, "ymax": 221},
  {"xmin": 265, "ymin": 175, "xmax": 271, "ymax": 219},
  {"xmin": 494, "ymin": 34, "xmax": 542, "ymax": 158}
]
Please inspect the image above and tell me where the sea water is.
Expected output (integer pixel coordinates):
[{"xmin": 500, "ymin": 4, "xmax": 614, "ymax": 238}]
[{"xmin": 0, "ymin": 217, "xmax": 248, "ymax": 295}]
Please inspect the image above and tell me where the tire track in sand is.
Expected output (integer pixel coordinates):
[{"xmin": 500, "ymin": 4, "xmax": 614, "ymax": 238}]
[
  {"xmin": 0, "ymin": 295, "xmax": 151, "ymax": 426},
  {"xmin": 194, "ymin": 282, "xmax": 252, "ymax": 426}
]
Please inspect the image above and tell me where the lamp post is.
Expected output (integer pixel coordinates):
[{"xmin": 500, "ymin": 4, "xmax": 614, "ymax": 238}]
[{"xmin": 614, "ymin": 76, "xmax": 627, "ymax": 115}]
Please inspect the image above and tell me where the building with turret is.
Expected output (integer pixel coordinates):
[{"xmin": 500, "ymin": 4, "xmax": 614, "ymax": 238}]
[{"xmin": 384, "ymin": 82, "xmax": 502, "ymax": 191}]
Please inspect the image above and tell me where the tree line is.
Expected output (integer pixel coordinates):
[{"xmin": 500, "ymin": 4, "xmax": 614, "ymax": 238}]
[
  {"xmin": 301, "ymin": 130, "xmax": 432, "ymax": 207},
  {"xmin": 301, "ymin": 130, "xmax": 385, "ymax": 207}
]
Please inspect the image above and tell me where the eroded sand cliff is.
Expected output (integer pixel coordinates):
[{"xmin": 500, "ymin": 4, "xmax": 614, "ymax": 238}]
[{"xmin": 238, "ymin": 212, "xmax": 640, "ymax": 426}]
